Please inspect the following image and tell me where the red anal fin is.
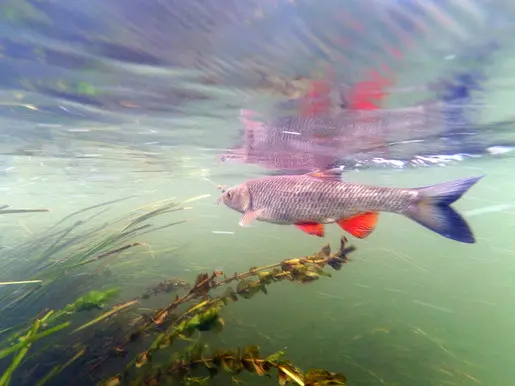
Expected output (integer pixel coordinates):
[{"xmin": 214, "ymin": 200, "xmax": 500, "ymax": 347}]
[
  {"xmin": 300, "ymin": 79, "xmax": 333, "ymax": 117},
  {"xmin": 295, "ymin": 222, "xmax": 325, "ymax": 237},
  {"xmin": 337, "ymin": 212, "xmax": 379, "ymax": 238},
  {"xmin": 347, "ymin": 70, "xmax": 392, "ymax": 111},
  {"xmin": 299, "ymin": 65, "xmax": 336, "ymax": 117}
]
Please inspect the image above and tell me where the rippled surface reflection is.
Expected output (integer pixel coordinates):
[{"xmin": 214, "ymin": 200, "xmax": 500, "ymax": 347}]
[{"xmin": 1, "ymin": 0, "xmax": 515, "ymax": 171}]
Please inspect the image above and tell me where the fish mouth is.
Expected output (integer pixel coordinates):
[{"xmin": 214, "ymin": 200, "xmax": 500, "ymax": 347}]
[{"xmin": 214, "ymin": 185, "xmax": 227, "ymax": 205}]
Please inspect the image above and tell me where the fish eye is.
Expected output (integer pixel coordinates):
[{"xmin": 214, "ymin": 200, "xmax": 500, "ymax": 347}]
[{"xmin": 226, "ymin": 191, "xmax": 232, "ymax": 198}]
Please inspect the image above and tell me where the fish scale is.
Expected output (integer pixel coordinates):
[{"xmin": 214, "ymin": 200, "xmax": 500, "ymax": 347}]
[{"xmin": 245, "ymin": 175, "xmax": 416, "ymax": 224}]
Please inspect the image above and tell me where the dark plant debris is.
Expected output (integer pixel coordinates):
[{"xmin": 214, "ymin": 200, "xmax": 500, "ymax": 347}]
[
  {"xmin": 105, "ymin": 344, "xmax": 347, "ymax": 386},
  {"xmin": 100, "ymin": 236, "xmax": 354, "ymax": 385}
]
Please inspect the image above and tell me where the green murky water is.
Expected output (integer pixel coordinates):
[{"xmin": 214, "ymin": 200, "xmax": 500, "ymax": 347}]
[
  {"xmin": 1, "ymin": 152, "xmax": 513, "ymax": 385},
  {"xmin": 1, "ymin": 1, "xmax": 515, "ymax": 384}
]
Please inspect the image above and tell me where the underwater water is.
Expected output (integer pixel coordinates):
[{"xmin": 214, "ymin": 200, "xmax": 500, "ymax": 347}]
[{"xmin": 1, "ymin": 1, "xmax": 515, "ymax": 385}]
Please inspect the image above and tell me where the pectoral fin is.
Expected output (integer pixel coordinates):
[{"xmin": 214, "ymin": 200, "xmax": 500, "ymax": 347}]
[
  {"xmin": 337, "ymin": 212, "xmax": 379, "ymax": 238},
  {"xmin": 239, "ymin": 209, "xmax": 264, "ymax": 227},
  {"xmin": 295, "ymin": 222, "xmax": 325, "ymax": 237}
]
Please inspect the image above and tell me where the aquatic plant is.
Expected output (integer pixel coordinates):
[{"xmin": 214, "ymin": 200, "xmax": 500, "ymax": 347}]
[
  {"xmin": 0, "ymin": 205, "xmax": 49, "ymax": 215},
  {"xmin": 0, "ymin": 196, "xmax": 354, "ymax": 385},
  {"xmin": 135, "ymin": 234, "xmax": 353, "ymax": 336},
  {"xmin": 107, "ymin": 343, "xmax": 347, "ymax": 386},
  {"xmin": 98, "ymin": 236, "xmax": 353, "ymax": 385},
  {"xmin": 0, "ymin": 194, "xmax": 199, "ymax": 314}
]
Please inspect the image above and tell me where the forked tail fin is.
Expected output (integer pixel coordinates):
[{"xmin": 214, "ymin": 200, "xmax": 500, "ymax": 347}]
[{"xmin": 405, "ymin": 176, "xmax": 484, "ymax": 243}]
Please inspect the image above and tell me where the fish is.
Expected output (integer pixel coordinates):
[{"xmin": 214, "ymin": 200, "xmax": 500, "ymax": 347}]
[
  {"xmin": 221, "ymin": 40, "xmax": 499, "ymax": 171},
  {"xmin": 219, "ymin": 168, "xmax": 483, "ymax": 244},
  {"xmin": 220, "ymin": 71, "xmax": 393, "ymax": 172}
]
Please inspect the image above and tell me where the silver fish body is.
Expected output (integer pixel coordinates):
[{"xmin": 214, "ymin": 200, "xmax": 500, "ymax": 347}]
[
  {"xmin": 220, "ymin": 170, "xmax": 483, "ymax": 243},
  {"xmin": 241, "ymin": 175, "xmax": 416, "ymax": 224}
]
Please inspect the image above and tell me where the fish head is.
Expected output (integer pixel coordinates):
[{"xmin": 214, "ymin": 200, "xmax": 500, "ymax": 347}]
[{"xmin": 219, "ymin": 183, "xmax": 251, "ymax": 213}]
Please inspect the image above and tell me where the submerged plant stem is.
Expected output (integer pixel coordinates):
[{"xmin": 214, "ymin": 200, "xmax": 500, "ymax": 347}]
[
  {"xmin": 0, "ymin": 322, "xmax": 71, "ymax": 360},
  {"xmin": 0, "ymin": 311, "xmax": 54, "ymax": 386},
  {"xmin": 71, "ymin": 299, "xmax": 139, "ymax": 334},
  {"xmin": 36, "ymin": 347, "xmax": 86, "ymax": 386},
  {"xmin": 0, "ymin": 280, "xmax": 42, "ymax": 286},
  {"xmin": 0, "ymin": 209, "xmax": 49, "ymax": 215}
]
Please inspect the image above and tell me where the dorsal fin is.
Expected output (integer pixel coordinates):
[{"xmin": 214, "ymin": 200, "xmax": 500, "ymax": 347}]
[{"xmin": 305, "ymin": 167, "xmax": 343, "ymax": 181}]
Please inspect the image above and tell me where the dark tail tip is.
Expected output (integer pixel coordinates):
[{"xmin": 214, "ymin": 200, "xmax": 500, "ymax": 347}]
[
  {"xmin": 406, "ymin": 175, "xmax": 484, "ymax": 244},
  {"xmin": 407, "ymin": 204, "xmax": 476, "ymax": 243}
]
